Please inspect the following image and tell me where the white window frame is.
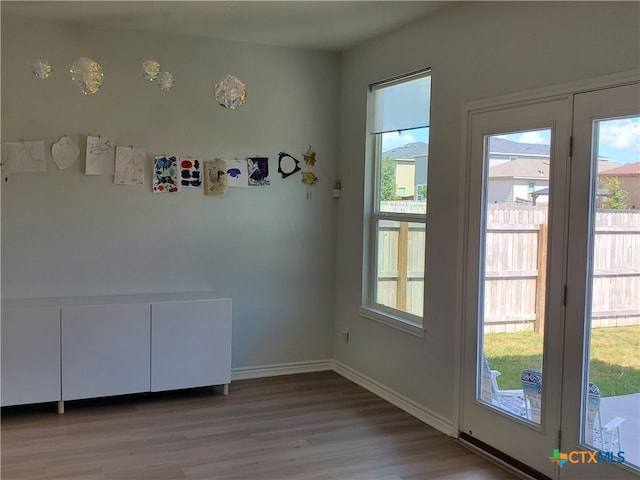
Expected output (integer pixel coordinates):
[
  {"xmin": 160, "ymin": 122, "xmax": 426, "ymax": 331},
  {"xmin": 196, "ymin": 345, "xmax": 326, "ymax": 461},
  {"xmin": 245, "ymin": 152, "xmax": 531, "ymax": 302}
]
[{"xmin": 360, "ymin": 69, "xmax": 430, "ymax": 337}]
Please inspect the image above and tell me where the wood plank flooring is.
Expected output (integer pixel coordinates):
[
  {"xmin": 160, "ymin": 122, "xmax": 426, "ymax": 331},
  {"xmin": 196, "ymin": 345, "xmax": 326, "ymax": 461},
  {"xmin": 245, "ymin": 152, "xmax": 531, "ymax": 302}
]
[{"xmin": 2, "ymin": 371, "xmax": 518, "ymax": 479}]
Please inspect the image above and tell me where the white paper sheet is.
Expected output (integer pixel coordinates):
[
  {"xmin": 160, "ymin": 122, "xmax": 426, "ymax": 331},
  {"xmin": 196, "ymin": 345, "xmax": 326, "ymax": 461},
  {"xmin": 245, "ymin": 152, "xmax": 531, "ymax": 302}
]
[
  {"xmin": 224, "ymin": 158, "xmax": 249, "ymax": 187},
  {"xmin": 1, "ymin": 141, "xmax": 47, "ymax": 173},
  {"xmin": 86, "ymin": 135, "xmax": 115, "ymax": 175},
  {"xmin": 114, "ymin": 146, "xmax": 145, "ymax": 185},
  {"xmin": 51, "ymin": 136, "xmax": 80, "ymax": 170}
]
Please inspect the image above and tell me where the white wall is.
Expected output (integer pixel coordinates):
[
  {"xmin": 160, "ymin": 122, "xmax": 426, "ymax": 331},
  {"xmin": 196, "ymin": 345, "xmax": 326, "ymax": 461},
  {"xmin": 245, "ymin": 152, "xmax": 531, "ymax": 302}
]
[
  {"xmin": 487, "ymin": 178, "xmax": 514, "ymax": 204},
  {"xmin": 334, "ymin": 1, "xmax": 640, "ymax": 429},
  {"xmin": 1, "ymin": 15, "xmax": 340, "ymax": 369}
]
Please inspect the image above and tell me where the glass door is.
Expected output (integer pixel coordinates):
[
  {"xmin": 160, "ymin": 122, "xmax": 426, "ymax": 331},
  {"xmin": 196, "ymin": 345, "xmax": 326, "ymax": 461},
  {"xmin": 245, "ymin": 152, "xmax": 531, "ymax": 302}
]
[
  {"xmin": 462, "ymin": 98, "xmax": 571, "ymax": 478},
  {"xmin": 562, "ymin": 83, "xmax": 640, "ymax": 479}
]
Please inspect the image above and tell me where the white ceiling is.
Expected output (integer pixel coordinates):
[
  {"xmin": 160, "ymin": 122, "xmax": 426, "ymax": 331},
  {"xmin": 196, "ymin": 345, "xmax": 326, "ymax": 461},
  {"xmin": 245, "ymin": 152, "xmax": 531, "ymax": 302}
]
[{"xmin": 1, "ymin": 1, "xmax": 449, "ymax": 51}]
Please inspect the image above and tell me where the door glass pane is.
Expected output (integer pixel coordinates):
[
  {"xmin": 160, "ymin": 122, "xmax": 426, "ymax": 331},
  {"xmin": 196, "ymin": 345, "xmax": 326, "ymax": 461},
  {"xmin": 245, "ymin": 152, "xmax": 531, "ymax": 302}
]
[
  {"xmin": 479, "ymin": 129, "xmax": 551, "ymax": 423},
  {"xmin": 582, "ymin": 116, "xmax": 639, "ymax": 468}
]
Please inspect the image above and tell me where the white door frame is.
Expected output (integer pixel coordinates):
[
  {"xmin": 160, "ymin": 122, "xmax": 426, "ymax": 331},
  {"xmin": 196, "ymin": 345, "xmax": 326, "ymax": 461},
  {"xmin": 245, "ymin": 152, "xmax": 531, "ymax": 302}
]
[
  {"xmin": 560, "ymin": 82, "xmax": 640, "ymax": 480},
  {"xmin": 454, "ymin": 70, "xmax": 640, "ymax": 478}
]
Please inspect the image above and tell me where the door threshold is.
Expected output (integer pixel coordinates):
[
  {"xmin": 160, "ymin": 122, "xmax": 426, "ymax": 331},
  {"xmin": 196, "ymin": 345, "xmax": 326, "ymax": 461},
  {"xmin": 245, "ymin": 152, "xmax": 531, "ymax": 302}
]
[{"xmin": 459, "ymin": 431, "xmax": 552, "ymax": 480}]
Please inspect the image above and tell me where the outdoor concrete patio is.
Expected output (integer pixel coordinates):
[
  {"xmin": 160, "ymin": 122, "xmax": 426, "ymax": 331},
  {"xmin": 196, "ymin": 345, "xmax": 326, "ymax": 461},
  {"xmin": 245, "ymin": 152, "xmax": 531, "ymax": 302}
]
[{"xmin": 601, "ymin": 393, "xmax": 640, "ymax": 468}]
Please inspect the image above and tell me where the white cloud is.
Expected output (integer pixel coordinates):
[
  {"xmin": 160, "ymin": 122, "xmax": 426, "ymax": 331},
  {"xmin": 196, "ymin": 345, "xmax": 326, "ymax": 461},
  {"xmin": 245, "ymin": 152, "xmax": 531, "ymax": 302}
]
[
  {"xmin": 599, "ymin": 118, "xmax": 640, "ymax": 152},
  {"xmin": 381, "ymin": 132, "xmax": 417, "ymax": 151},
  {"xmin": 518, "ymin": 131, "xmax": 546, "ymax": 144}
]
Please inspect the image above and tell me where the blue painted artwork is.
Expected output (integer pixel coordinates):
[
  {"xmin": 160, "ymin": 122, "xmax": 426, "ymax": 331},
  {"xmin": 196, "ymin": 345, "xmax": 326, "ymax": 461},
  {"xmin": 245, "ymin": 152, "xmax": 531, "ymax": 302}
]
[{"xmin": 153, "ymin": 156, "xmax": 179, "ymax": 193}]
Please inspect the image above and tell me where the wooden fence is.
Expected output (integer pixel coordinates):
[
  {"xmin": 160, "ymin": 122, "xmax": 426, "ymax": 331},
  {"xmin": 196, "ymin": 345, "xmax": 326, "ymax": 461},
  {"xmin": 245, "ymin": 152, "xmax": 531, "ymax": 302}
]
[
  {"xmin": 376, "ymin": 204, "xmax": 640, "ymax": 331},
  {"xmin": 484, "ymin": 205, "xmax": 640, "ymax": 332}
]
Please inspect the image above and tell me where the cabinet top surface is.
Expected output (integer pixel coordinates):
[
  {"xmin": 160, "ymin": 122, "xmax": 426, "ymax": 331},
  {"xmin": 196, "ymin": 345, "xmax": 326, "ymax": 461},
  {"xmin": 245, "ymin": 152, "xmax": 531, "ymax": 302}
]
[{"xmin": 2, "ymin": 292, "xmax": 228, "ymax": 309}]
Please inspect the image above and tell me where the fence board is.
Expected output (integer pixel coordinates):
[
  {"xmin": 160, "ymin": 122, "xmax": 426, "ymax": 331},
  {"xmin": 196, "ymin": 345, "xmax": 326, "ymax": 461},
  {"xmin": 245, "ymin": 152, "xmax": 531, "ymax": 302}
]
[{"xmin": 375, "ymin": 204, "xmax": 639, "ymax": 331}]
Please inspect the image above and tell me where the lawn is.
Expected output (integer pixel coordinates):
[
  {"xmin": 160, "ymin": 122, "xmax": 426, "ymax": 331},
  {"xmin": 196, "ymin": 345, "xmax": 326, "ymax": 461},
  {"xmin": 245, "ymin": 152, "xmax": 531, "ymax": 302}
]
[{"xmin": 484, "ymin": 325, "xmax": 640, "ymax": 397}]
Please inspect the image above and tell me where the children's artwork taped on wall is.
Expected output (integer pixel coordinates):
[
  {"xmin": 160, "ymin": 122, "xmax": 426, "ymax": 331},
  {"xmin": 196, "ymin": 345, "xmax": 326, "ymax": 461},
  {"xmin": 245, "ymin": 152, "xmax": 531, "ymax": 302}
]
[
  {"xmin": 114, "ymin": 146, "xmax": 145, "ymax": 185},
  {"xmin": 51, "ymin": 136, "xmax": 80, "ymax": 170},
  {"xmin": 203, "ymin": 159, "xmax": 228, "ymax": 195},
  {"xmin": 1, "ymin": 141, "xmax": 47, "ymax": 173},
  {"xmin": 225, "ymin": 158, "xmax": 249, "ymax": 187},
  {"xmin": 86, "ymin": 136, "xmax": 115, "ymax": 175},
  {"xmin": 153, "ymin": 156, "xmax": 179, "ymax": 193},
  {"xmin": 247, "ymin": 157, "xmax": 270, "ymax": 186},
  {"xmin": 179, "ymin": 157, "xmax": 202, "ymax": 188}
]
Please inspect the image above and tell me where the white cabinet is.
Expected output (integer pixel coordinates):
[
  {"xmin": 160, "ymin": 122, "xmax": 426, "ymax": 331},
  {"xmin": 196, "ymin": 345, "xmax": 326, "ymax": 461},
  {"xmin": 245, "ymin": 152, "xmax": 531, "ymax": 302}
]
[
  {"xmin": 62, "ymin": 303, "xmax": 151, "ymax": 401},
  {"xmin": 151, "ymin": 298, "xmax": 232, "ymax": 392},
  {"xmin": 1, "ymin": 306, "xmax": 61, "ymax": 407},
  {"xmin": 1, "ymin": 293, "xmax": 231, "ymax": 410}
]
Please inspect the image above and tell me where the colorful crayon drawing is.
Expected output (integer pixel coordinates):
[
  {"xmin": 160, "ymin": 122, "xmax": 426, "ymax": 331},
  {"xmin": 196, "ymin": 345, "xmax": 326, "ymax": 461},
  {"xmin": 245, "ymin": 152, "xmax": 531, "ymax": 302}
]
[
  {"xmin": 179, "ymin": 157, "xmax": 201, "ymax": 188},
  {"xmin": 153, "ymin": 156, "xmax": 179, "ymax": 193}
]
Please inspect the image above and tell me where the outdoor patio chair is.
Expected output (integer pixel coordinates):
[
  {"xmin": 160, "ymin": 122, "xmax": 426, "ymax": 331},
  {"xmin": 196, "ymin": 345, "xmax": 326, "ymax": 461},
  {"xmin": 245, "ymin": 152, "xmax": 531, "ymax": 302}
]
[
  {"xmin": 586, "ymin": 382, "xmax": 625, "ymax": 453},
  {"xmin": 481, "ymin": 355, "xmax": 525, "ymax": 415},
  {"xmin": 522, "ymin": 369, "xmax": 543, "ymax": 423},
  {"xmin": 520, "ymin": 372, "xmax": 625, "ymax": 450}
]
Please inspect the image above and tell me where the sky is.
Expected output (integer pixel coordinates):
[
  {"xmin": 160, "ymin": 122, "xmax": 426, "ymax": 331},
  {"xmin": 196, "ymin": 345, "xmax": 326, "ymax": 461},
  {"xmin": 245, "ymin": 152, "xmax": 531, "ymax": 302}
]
[
  {"xmin": 382, "ymin": 117, "xmax": 639, "ymax": 164},
  {"xmin": 381, "ymin": 127, "xmax": 428, "ymax": 152},
  {"xmin": 498, "ymin": 117, "xmax": 639, "ymax": 164}
]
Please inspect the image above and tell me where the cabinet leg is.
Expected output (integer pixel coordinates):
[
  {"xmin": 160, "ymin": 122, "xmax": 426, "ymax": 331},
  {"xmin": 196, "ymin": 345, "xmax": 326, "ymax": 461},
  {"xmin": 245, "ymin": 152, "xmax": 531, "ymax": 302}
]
[
  {"xmin": 57, "ymin": 400, "xmax": 64, "ymax": 414},
  {"xmin": 223, "ymin": 383, "xmax": 229, "ymax": 396}
]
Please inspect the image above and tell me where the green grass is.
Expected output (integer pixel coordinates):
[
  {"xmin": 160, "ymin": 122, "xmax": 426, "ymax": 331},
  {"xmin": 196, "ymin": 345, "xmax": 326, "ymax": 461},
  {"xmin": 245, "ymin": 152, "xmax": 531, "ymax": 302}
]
[{"xmin": 484, "ymin": 326, "xmax": 640, "ymax": 397}]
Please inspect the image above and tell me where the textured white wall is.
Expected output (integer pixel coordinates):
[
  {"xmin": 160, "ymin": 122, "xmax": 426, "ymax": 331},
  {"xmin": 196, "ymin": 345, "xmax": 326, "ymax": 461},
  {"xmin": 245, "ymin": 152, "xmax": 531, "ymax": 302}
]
[
  {"xmin": 334, "ymin": 1, "xmax": 640, "ymax": 426},
  {"xmin": 1, "ymin": 15, "xmax": 340, "ymax": 368}
]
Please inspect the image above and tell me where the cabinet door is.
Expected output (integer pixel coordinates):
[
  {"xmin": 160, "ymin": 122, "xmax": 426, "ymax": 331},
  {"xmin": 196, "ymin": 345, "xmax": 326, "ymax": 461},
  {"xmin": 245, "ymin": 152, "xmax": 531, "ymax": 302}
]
[
  {"xmin": 62, "ymin": 304, "xmax": 150, "ymax": 400},
  {"xmin": 151, "ymin": 298, "xmax": 231, "ymax": 392},
  {"xmin": 1, "ymin": 306, "xmax": 61, "ymax": 406}
]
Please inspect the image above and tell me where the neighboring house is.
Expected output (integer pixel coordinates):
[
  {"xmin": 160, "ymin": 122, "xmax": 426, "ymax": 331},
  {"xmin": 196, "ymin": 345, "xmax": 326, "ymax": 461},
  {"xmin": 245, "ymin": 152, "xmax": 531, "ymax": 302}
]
[
  {"xmin": 487, "ymin": 138, "xmax": 622, "ymax": 204},
  {"xmin": 488, "ymin": 158, "xmax": 550, "ymax": 204},
  {"xmin": 598, "ymin": 161, "xmax": 640, "ymax": 209},
  {"xmin": 382, "ymin": 142, "xmax": 428, "ymax": 199},
  {"xmin": 488, "ymin": 137, "xmax": 550, "ymax": 168}
]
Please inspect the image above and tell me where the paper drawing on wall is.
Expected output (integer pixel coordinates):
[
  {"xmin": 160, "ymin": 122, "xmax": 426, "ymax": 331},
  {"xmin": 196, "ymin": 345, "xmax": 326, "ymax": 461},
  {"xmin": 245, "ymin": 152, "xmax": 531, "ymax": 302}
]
[
  {"xmin": 51, "ymin": 136, "xmax": 79, "ymax": 170},
  {"xmin": 153, "ymin": 156, "xmax": 179, "ymax": 193},
  {"xmin": 1, "ymin": 141, "xmax": 47, "ymax": 173},
  {"xmin": 203, "ymin": 159, "xmax": 228, "ymax": 195},
  {"xmin": 247, "ymin": 157, "xmax": 270, "ymax": 186},
  {"xmin": 86, "ymin": 136, "xmax": 115, "ymax": 175},
  {"xmin": 114, "ymin": 146, "xmax": 145, "ymax": 185},
  {"xmin": 225, "ymin": 158, "xmax": 249, "ymax": 187},
  {"xmin": 179, "ymin": 157, "xmax": 201, "ymax": 188}
]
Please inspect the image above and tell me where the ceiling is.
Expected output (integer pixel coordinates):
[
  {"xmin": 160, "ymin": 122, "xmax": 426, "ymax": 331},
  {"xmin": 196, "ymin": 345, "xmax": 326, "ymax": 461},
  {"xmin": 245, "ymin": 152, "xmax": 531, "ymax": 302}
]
[{"xmin": 1, "ymin": 1, "xmax": 449, "ymax": 51}]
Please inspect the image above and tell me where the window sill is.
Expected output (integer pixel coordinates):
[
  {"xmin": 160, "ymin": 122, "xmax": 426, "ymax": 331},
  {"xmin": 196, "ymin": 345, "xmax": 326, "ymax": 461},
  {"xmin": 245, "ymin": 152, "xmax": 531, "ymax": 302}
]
[{"xmin": 359, "ymin": 306, "xmax": 425, "ymax": 338}]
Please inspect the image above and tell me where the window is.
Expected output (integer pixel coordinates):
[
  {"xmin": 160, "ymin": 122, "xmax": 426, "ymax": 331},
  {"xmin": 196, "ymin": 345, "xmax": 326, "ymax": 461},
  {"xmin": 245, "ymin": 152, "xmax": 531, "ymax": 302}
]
[{"xmin": 361, "ymin": 70, "xmax": 431, "ymax": 333}]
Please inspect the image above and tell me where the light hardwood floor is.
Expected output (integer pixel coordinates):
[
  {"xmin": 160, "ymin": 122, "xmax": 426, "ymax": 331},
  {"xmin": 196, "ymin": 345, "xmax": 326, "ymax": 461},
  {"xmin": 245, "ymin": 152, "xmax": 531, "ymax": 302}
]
[{"xmin": 2, "ymin": 371, "xmax": 518, "ymax": 479}]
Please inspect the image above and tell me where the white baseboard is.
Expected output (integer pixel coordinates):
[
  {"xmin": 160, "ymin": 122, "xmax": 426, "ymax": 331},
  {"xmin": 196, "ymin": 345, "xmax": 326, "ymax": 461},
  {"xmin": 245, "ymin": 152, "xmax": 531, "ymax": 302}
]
[
  {"xmin": 332, "ymin": 360, "xmax": 455, "ymax": 437},
  {"xmin": 231, "ymin": 359, "xmax": 333, "ymax": 381},
  {"xmin": 231, "ymin": 358, "xmax": 455, "ymax": 438}
]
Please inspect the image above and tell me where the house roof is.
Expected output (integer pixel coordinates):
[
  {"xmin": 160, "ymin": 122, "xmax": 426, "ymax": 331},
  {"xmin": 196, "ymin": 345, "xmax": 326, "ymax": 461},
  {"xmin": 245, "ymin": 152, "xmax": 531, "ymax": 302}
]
[
  {"xmin": 488, "ymin": 138, "xmax": 550, "ymax": 156},
  {"xmin": 383, "ymin": 138, "xmax": 549, "ymax": 160},
  {"xmin": 489, "ymin": 158, "xmax": 549, "ymax": 179},
  {"xmin": 599, "ymin": 161, "xmax": 640, "ymax": 176},
  {"xmin": 489, "ymin": 158, "xmax": 623, "ymax": 179},
  {"xmin": 382, "ymin": 142, "xmax": 428, "ymax": 160}
]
